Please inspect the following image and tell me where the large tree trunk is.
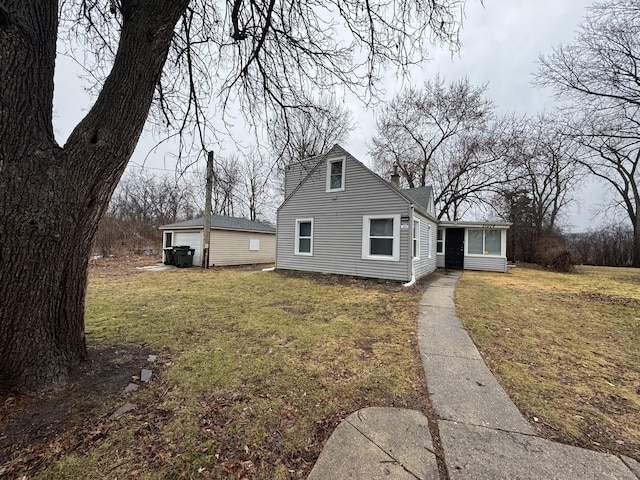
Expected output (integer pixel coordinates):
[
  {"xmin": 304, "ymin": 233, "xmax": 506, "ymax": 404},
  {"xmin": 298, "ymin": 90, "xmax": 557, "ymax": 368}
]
[{"xmin": 0, "ymin": 0, "xmax": 188, "ymax": 393}]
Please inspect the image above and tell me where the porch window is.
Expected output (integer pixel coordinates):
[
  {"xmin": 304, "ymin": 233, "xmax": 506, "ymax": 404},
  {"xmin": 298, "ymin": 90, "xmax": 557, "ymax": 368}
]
[
  {"xmin": 295, "ymin": 218, "xmax": 313, "ymax": 255},
  {"xmin": 362, "ymin": 215, "xmax": 400, "ymax": 261},
  {"xmin": 436, "ymin": 228, "xmax": 444, "ymax": 254},
  {"xmin": 485, "ymin": 230, "xmax": 501, "ymax": 255},
  {"xmin": 468, "ymin": 230, "xmax": 484, "ymax": 254},
  {"xmin": 326, "ymin": 157, "xmax": 345, "ymax": 192},
  {"xmin": 467, "ymin": 229, "xmax": 503, "ymax": 256}
]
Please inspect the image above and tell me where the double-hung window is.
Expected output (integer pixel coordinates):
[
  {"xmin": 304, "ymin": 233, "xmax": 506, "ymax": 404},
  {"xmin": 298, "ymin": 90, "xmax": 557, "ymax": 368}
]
[
  {"xmin": 326, "ymin": 157, "xmax": 345, "ymax": 192},
  {"xmin": 436, "ymin": 228, "xmax": 444, "ymax": 254},
  {"xmin": 295, "ymin": 219, "xmax": 314, "ymax": 255},
  {"xmin": 362, "ymin": 215, "xmax": 400, "ymax": 261},
  {"xmin": 467, "ymin": 229, "xmax": 502, "ymax": 256}
]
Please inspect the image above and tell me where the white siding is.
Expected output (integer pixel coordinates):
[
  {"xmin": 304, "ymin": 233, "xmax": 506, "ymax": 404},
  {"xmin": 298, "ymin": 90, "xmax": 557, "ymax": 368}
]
[
  {"xmin": 277, "ymin": 147, "xmax": 412, "ymax": 281},
  {"xmin": 174, "ymin": 231, "xmax": 202, "ymax": 266}
]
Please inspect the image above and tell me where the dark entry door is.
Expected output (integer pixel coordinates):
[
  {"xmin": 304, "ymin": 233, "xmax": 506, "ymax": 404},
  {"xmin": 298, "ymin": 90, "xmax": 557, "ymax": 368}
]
[{"xmin": 445, "ymin": 228, "xmax": 464, "ymax": 269}]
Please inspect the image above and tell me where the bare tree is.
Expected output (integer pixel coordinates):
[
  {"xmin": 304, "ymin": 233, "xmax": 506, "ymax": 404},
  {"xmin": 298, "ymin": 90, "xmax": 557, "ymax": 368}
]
[
  {"xmin": 237, "ymin": 151, "xmax": 273, "ymax": 221},
  {"xmin": 1, "ymin": 0, "xmax": 464, "ymax": 392},
  {"xmin": 370, "ymin": 77, "xmax": 503, "ymax": 219},
  {"xmin": 536, "ymin": 0, "xmax": 640, "ymax": 266},
  {"xmin": 212, "ymin": 155, "xmax": 240, "ymax": 217},
  {"xmin": 508, "ymin": 115, "xmax": 582, "ymax": 234},
  {"xmin": 268, "ymin": 97, "xmax": 354, "ymax": 165},
  {"xmin": 493, "ymin": 115, "xmax": 583, "ymax": 262},
  {"xmin": 94, "ymin": 169, "xmax": 196, "ymax": 254},
  {"xmin": 566, "ymin": 223, "xmax": 635, "ymax": 266}
]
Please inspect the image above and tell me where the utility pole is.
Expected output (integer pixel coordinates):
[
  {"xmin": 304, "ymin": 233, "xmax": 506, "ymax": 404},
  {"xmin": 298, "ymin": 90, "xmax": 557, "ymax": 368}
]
[{"xmin": 202, "ymin": 151, "xmax": 213, "ymax": 269}]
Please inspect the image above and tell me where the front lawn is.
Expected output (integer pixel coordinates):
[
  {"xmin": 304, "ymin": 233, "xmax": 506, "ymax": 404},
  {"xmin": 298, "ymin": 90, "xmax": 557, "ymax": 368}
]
[
  {"xmin": 456, "ymin": 265, "xmax": 640, "ymax": 461},
  {"xmin": 0, "ymin": 260, "xmax": 428, "ymax": 479}
]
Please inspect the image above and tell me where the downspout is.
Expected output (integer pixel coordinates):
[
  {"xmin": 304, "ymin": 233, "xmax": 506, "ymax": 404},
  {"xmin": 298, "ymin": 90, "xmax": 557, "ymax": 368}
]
[
  {"xmin": 402, "ymin": 270, "xmax": 416, "ymax": 287},
  {"xmin": 403, "ymin": 205, "xmax": 416, "ymax": 287}
]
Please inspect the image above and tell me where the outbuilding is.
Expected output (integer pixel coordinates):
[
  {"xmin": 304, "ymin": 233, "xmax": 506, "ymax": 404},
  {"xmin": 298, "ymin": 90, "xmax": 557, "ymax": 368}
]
[{"xmin": 160, "ymin": 215, "xmax": 276, "ymax": 267}]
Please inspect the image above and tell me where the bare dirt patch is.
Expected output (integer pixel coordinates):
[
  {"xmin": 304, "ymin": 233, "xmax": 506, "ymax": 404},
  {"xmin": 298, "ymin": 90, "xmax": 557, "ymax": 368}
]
[{"xmin": 0, "ymin": 344, "xmax": 156, "ymax": 478}]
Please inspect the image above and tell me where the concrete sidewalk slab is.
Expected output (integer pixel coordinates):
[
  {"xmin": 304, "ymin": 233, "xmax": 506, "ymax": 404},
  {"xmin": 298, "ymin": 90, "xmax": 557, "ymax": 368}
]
[
  {"xmin": 418, "ymin": 306, "xmax": 464, "ymax": 327},
  {"xmin": 422, "ymin": 354, "xmax": 534, "ymax": 434},
  {"xmin": 418, "ymin": 322, "xmax": 483, "ymax": 360},
  {"xmin": 439, "ymin": 420, "xmax": 638, "ymax": 480},
  {"xmin": 307, "ymin": 408, "xmax": 439, "ymax": 480},
  {"xmin": 622, "ymin": 456, "xmax": 640, "ymax": 477}
]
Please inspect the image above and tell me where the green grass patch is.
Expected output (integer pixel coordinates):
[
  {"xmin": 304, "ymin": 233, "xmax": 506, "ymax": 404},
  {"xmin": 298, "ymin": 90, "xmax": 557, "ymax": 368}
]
[
  {"xmin": 456, "ymin": 266, "xmax": 640, "ymax": 459},
  {"xmin": 22, "ymin": 265, "xmax": 428, "ymax": 479}
]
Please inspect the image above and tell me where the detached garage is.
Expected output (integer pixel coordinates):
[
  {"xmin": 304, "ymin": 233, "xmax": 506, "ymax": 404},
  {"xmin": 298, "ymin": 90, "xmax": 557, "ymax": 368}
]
[{"xmin": 160, "ymin": 215, "xmax": 276, "ymax": 267}]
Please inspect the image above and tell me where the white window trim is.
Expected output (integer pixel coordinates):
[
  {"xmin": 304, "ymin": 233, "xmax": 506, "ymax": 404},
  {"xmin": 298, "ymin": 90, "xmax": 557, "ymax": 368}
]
[
  {"xmin": 427, "ymin": 224, "xmax": 432, "ymax": 259},
  {"xmin": 413, "ymin": 219, "xmax": 420, "ymax": 260},
  {"xmin": 362, "ymin": 214, "xmax": 401, "ymax": 261},
  {"xmin": 326, "ymin": 157, "xmax": 346, "ymax": 192},
  {"xmin": 436, "ymin": 228, "xmax": 445, "ymax": 255},
  {"xmin": 295, "ymin": 218, "xmax": 314, "ymax": 256},
  {"xmin": 163, "ymin": 231, "xmax": 174, "ymax": 249},
  {"xmin": 465, "ymin": 228, "xmax": 506, "ymax": 257}
]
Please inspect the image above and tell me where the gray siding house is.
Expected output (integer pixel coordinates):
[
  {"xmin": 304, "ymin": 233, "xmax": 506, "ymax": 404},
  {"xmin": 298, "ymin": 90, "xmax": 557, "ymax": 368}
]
[
  {"xmin": 160, "ymin": 215, "xmax": 276, "ymax": 267},
  {"xmin": 276, "ymin": 145, "xmax": 438, "ymax": 282},
  {"xmin": 276, "ymin": 145, "xmax": 510, "ymax": 281}
]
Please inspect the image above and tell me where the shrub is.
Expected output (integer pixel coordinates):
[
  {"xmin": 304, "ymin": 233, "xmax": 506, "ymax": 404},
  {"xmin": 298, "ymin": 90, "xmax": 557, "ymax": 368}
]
[{"xmin": 535, "ymin": 236, "xmax": 578, "ymax": 273}]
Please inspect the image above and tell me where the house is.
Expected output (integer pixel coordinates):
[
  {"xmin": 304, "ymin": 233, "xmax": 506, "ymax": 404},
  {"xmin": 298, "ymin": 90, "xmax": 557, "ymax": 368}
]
[
  {"xmin": 160, "ymin": 215, "xmax": 276, "ymax": 267},
  {"xmin": 275, "ymin": 144, "xmax": 510, "ymax": 282}
]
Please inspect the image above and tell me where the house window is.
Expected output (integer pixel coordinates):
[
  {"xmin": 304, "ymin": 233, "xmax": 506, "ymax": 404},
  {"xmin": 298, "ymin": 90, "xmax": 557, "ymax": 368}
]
[
  {"xmin": 295, "ymin": 219, "xmax": 314, "ymax": 255},
  {"xmin": 436, "ymin": 228, "xmax": 444, "ymax": 254},
  {"xmin": 362, "ymin": 215, "xmax": 400, "ymax": 261},
  {"xmin": 427, "ymin": 224, "xmax": 432, "ymax": 259},
  {"xmin": 467, "ymin": 229, "xmax": 503, "ymax": 256},
  {"xmin": 413, "ymin": 219, "xmax": 420, "ymax": 259},
  {"xmin": 164, "ymin": 231, "xmax": 173, "ymax": 248},
  {"xmin": 326, "ymin": 157, "xmax": 345, "ymax": 192},
  {"xmin": 295, "ymin": 218, "xmax": 313, "ymax": 256}
]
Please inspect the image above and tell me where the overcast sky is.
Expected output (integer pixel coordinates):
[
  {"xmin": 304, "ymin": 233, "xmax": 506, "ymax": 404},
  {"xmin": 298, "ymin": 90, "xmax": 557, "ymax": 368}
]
[{"xmin": 53, "ymin": 0, "xmax": 601, "ymax": 231}]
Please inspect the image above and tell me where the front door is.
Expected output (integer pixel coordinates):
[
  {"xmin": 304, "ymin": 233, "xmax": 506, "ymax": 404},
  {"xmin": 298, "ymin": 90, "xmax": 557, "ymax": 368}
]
[{"xmin": 445, "ymin": 228, "xmax": 464, "ymax": 269}]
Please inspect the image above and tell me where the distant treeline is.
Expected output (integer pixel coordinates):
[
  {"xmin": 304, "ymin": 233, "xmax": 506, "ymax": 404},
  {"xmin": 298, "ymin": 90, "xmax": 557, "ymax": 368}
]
[{"xmin": 566, "ymin": 225, "xmax": 635, "ymax": 267}]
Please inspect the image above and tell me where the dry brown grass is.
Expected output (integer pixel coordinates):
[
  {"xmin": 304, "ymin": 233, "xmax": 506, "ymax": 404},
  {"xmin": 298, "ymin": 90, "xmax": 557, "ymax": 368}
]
[
  {"xmin": 455, "ymin": 265, "xmax": 640, "ymax": 460},
  {"xmin": 1, "ymin": 258, "xmax": 429, "ymax": 479}
]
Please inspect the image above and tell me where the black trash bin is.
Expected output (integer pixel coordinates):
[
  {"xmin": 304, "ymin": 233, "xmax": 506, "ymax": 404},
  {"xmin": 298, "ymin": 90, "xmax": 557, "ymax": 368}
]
[
  {"xmin": 173, "ymin": 246, "xmax": 195, "ymax": 268},
  {"xmin": 163, "ymin": 248, "xmax": 175, "ymax": 266}
]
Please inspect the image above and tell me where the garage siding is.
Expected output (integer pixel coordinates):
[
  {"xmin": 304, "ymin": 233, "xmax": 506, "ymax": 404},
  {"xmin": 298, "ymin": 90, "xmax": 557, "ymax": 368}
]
[{"xmin": 209, "ymin": 230, "xmax": 276, "ymax": 266}]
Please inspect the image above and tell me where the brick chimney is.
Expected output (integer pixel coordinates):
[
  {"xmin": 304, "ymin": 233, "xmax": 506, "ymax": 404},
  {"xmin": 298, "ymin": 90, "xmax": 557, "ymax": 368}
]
[{"xmin": 390, "ymin": 165, "xmax": 400, "ymax": 188}]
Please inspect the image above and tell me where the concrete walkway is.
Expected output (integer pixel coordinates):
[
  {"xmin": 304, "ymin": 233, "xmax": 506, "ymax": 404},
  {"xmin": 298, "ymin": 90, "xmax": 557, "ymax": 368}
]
[{"xmin": 308, "ymin": 270, "xmax": 640, "ymax": 479}]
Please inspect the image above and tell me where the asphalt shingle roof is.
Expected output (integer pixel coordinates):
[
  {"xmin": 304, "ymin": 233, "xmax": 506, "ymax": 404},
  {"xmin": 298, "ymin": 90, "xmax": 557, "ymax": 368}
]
[
  {"xmin": 400, "ymin": 186, "xmax": 433, "ymax": 212},
  {"xmin": 160, "ymin": 215, "xmax": 275, "ymax": 233}
]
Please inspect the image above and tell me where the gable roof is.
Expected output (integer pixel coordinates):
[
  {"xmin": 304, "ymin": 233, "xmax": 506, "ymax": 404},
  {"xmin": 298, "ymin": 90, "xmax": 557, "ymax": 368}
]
[
  {"xmin": 279, "ymin": 144, "xmax": 438, "ymax": 221},
  {"xmin": 160, "ymin": 215, "xmax": 275, "ymax": 233},
  {"xmin": 401, "ymin": 186, "xmax": 433, "ymax": 213}
]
